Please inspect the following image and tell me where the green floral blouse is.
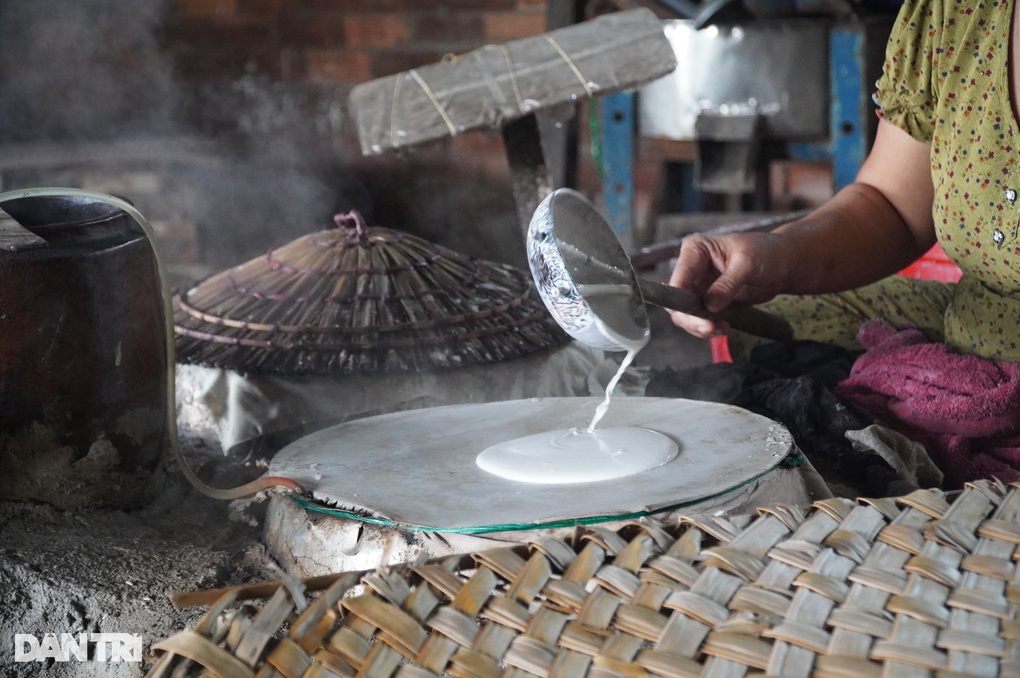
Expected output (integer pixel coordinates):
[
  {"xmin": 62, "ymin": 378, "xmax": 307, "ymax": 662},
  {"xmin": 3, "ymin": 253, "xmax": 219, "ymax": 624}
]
[{"xmin": 874, "ymin": 0, "xmax": 1020, "ymax": 359}]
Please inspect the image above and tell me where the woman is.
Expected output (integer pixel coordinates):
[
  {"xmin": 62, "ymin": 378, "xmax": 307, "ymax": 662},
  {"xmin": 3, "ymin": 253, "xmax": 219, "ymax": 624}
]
[{"xmin": 669, "ymin": 0, "xmax": 1020, "ymax": 362}]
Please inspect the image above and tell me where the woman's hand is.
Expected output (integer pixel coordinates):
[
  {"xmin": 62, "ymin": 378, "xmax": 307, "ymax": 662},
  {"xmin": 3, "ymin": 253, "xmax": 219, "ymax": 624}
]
[{"xmin": 666, "ymin": 231, "xmax": 793, "ymax": 338}]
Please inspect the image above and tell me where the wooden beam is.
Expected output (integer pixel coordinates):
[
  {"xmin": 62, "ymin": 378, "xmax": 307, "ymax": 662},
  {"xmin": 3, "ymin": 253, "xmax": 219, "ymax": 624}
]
[
  {"xmin": 503, "ymin": 113, "xmax": 554, "ymax": 237},
  {"xmin": 348, "ymin": 8, "xmax": 677, "ymax": 156}
]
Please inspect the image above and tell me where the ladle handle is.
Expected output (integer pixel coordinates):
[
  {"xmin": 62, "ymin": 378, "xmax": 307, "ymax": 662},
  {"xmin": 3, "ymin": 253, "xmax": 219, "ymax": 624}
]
[{"xmin": 637, "ymin": 278, "xmax": 793, "ymax": 342}]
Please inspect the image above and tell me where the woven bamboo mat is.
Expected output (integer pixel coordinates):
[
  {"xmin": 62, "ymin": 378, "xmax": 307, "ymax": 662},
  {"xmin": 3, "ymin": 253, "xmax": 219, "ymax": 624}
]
[{"xmin": 148, "ymin": 479, "xmax": 1020, "ymax": 677}]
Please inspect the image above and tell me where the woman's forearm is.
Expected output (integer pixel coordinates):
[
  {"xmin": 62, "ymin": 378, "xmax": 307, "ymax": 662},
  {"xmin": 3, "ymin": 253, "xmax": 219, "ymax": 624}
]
[{"xmin": 772, "ymin": 181, "xmax": 937, "ymax": 296}]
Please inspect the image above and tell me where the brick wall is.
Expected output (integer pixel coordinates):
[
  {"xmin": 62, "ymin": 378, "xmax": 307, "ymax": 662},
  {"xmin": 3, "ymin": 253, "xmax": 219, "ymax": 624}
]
[
  {"xmin": 167, "ymin": 0, "xmax": 546, "ymax": 84},
  {"xmin": 156, "ymin": 0, "xmax": 553, "ymax": 267},
  {"xmin": 163, "ymin": 0, "xmax": 547, "ymax": 138}
]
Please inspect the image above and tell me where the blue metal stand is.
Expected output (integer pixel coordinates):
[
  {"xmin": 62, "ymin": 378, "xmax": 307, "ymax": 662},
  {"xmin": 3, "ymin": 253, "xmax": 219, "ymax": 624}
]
[
  {"xmin": 789, "ymin": 25, "xmax": 869, "ymax": 190},
  {"xmin": 599, "ymin": 91, "xmax": 636, "ymax": 243}
]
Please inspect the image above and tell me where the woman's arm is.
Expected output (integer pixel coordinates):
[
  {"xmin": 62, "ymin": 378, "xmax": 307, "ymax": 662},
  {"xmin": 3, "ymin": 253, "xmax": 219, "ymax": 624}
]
[{"xmin": 668, "ymin": 117, "xmax": 937, "ymax": 337}]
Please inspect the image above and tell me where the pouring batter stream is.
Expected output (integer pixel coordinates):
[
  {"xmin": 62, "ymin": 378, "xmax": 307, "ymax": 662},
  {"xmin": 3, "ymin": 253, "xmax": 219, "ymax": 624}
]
[{"xmin": 476, "ymin": 305, "xmax": 678, "ymax": 484}]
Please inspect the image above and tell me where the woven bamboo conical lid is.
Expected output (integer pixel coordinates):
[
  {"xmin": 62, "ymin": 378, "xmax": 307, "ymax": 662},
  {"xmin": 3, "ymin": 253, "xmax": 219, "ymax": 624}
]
[{"xmin": 173, "ymin": 211, "xmax": 569, "ymax": 375}]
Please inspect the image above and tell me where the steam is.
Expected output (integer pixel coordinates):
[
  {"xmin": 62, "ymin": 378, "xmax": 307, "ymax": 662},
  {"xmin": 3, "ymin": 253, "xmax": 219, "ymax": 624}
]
[
  {"xmin": 0, "ymin": 0, "xmax": 367, "ymax": 273},
  {"xmin": 0, "ymin": 0, "xmax": 176, "ymax": 142}
]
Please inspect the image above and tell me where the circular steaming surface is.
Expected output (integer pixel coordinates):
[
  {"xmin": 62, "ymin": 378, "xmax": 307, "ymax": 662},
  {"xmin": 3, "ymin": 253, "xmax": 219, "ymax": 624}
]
[
  {"xmin": 268, "ymin": 397, "xmax": 795, "ymax": 530},
  {"xmin": 476, "ymin": 426, "xmax": 678, "ymax": 484}
]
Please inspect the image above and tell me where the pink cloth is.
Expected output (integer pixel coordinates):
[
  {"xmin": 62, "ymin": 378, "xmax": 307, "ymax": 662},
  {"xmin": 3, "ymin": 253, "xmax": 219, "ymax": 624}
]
[{"xmin": 835, "ymin": 319, "xmax": 1020, "ymax": 488}]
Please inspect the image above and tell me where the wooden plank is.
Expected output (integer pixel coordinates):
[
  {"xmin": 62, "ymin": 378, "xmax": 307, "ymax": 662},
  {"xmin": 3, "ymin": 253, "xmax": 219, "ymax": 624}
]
[
  {"xmin": 0, "ymin": 206, "xmax": 46, "ymax": 251},
  {"xmin": 348, "ymin": 8, "xmax": 677, "ymax": 155}
]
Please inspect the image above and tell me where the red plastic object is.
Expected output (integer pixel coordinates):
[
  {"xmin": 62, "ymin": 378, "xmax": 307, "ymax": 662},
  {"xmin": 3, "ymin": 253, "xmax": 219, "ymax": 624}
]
[
  {"xmin": 710, "ymin": 335, "xmax": 732, "ymax": 363},
  {"xmin": 896, "ymin": 242, "xmax": 962, "ymax": 283},
  {"xmin": 710, "ymin": 244, "xmax": 961, "ymax": 363}
]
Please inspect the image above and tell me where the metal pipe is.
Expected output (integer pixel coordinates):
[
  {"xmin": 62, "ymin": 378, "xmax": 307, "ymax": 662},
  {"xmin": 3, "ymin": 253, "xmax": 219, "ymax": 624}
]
[{"xmin": 630, "ymin": 209, "xmax": 811, "ymax": 270}]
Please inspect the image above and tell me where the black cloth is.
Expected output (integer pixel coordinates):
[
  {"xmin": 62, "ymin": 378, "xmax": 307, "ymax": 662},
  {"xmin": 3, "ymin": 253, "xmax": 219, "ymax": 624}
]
[{"xmin": 646, "ymin": 340, "xmax": 902, "ymax": 496}]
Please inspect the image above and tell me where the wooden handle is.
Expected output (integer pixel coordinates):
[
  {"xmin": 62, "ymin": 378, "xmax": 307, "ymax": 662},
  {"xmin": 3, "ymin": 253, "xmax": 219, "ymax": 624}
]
[{"xmin": 637, "ymin": 278, "xmax": 792, "ymax": 342}]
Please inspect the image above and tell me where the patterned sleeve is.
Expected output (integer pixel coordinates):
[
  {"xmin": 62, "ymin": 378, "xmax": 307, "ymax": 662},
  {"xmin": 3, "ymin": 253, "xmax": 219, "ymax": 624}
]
[{"xmin": 872, "ymin": 0, "xmax": 941, "ymax": 143}]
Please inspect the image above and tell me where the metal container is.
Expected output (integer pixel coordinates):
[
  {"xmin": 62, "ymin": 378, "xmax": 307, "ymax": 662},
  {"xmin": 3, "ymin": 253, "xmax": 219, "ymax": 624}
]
[
  {"xmin": 0, "ymin": 190, "xmax": 168, "ymax": 508},
  {"xmin": 638, "ymin": 19, "xmax": 828, "ymax": 141}
]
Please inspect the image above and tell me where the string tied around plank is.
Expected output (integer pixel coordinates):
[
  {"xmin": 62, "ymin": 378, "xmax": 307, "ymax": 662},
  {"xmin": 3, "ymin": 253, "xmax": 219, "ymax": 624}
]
[
  {"xmin": 388, "ymin": 34, "xmax": 594, "ymax": 148},
  {"xmin": 500, "ymin": 44, "xmax": 526, "ymax": 115},
  {"xmin": 544, "ymin": 34, "xmax": 593, "ymax": 98},
  {"xmin": 390, "ymin": 69, "xmax": 458, "ymax": 148}
]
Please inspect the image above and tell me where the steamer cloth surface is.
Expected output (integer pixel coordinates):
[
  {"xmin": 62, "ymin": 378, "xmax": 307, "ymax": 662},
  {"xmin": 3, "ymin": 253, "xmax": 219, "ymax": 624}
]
[{"xmin": 268, "ymin": 396, "xmax": 797, "ymax": 530}]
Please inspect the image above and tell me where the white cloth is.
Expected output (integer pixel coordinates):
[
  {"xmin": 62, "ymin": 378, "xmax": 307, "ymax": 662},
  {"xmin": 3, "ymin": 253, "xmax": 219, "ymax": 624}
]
[{"xmin": 845, "ymin": 424, "xmax": 944, "ymax": 495}]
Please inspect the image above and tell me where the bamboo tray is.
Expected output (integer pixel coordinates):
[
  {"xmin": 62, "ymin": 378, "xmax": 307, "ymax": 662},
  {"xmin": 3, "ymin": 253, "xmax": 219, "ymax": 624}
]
[{"xmin": 148, "ymin": 479, "xmax": 1020, "ymax": 677}]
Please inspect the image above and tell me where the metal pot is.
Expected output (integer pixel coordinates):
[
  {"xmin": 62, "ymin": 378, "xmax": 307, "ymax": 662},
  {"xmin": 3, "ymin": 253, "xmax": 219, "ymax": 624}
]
[{"xmin": 0, "ymin": 190, "xmax": 168, "ymax": 508}]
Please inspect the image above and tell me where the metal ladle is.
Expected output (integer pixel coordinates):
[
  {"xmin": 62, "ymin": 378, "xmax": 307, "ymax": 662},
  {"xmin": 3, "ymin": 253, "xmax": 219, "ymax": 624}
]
[{"xmin": 526, "ymin": 188, "xmax": 793, "ymax": 352}]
